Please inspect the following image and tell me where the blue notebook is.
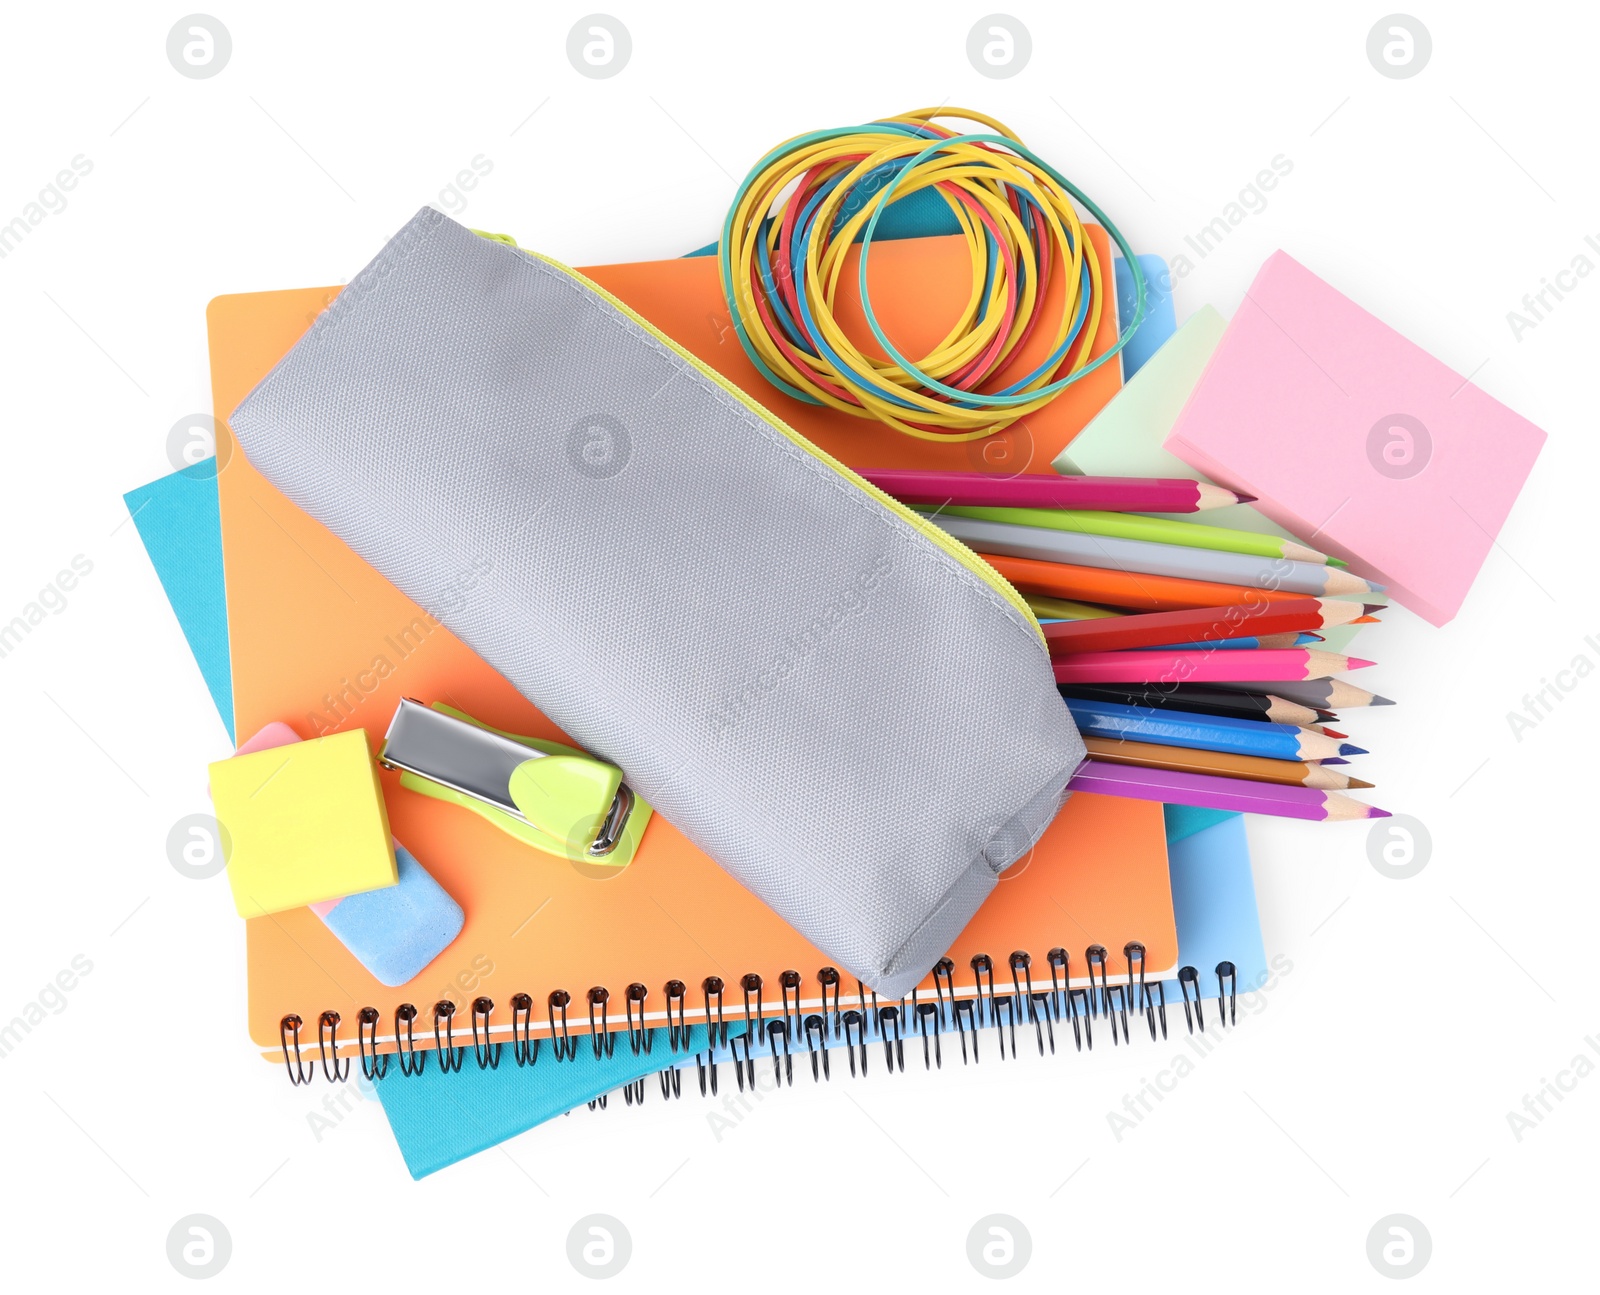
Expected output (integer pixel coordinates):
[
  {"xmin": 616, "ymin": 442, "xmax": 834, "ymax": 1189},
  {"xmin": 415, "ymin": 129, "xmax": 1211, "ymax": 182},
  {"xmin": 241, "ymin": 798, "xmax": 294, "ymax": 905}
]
[{"xmin": 124, "ymin": 462, "xmax": 235, "ymax": 740}]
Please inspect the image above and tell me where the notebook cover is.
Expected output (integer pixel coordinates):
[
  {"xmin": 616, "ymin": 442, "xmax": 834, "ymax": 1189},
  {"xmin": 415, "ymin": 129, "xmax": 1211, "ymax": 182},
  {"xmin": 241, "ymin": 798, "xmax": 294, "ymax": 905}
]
[
  {"xmin": 130, "ymin": 453, "xmax": 1255, "ymax": 1179},
  {"xmin": 1113, "ymin": 253, "xmax": 1177, "ymax": 379},
  {"xmin": 124, "ymin": 463, "xmax": 235, "ymax": 741},
  {"xmin": 1163, "ymin": 250, "xmax": 1546, "ymax": 626},
  {"xmin": 207, "ymin": 254, "xmax": 1173, "ymax": 1060}
]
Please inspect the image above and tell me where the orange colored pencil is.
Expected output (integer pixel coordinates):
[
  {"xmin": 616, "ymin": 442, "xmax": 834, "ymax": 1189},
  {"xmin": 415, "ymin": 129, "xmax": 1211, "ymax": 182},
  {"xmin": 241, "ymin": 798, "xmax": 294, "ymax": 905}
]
[
  {"xmin": 1083, "ymin": 737, "xmax": 1373, "ymax": 790},
  {"xmin": 982, "ymin": 553, "xmax": 1336, "ymax": 611}
]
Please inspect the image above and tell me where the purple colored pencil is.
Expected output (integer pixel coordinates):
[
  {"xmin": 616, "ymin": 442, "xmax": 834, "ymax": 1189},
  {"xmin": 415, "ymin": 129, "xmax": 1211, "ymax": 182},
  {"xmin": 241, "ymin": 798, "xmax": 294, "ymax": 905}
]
[{"xmin": 1069, "ymin": 759, "xmax": 1389, "ymax": 822}]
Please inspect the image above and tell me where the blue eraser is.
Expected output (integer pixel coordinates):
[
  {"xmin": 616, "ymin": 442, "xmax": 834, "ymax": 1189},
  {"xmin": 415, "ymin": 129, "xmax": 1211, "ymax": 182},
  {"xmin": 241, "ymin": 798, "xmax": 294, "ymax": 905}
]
[{"xmin": 315, "ymin": 844, "xmax": 465, "ymax": 987}]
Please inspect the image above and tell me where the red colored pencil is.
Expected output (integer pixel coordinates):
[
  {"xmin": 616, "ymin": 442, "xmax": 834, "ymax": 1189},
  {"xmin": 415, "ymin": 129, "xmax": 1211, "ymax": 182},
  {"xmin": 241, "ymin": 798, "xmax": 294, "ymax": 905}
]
[
  {"xmin": 857, "ymin": 469, "xmax": 1251, "ymax": 513},
  {"xmin": 1053, "ymin": 649, "xmax": 1373, "ymax": 685},
  {"xmin": 1044, "ymin": 598, "xmax": 1368, "ymax": 654}
]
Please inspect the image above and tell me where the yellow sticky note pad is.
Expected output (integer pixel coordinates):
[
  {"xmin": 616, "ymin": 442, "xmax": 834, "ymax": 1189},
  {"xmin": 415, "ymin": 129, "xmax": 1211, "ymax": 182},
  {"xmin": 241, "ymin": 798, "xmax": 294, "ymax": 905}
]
[{"xmin": 208, "ymin": 728, "xmax": 397, "ymax": 917}]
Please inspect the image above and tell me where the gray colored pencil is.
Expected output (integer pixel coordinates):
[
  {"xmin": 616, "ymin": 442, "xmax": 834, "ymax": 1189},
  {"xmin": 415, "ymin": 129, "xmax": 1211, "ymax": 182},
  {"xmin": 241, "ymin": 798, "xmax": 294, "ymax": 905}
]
[
  {"xmin": 1209, "ymin": 679, "xmax": 1395, "ymax": 709},
  {"xmin": 929, "ymin": 514, "xmax": 1379, "ymax": 598}
]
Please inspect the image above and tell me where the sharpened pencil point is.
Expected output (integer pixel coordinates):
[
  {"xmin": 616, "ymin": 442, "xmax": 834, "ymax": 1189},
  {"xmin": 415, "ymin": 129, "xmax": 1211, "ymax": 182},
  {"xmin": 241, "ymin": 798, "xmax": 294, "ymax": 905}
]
[
  {"xmin": 1347, "ymin": 658, "xmax": 1376, "ymax": 670},
  {"xmin": 1235, "ymin": 493, "xmax": 1257, "ymax": 503},
  {"xmin": 1362, "ymin": 604, "xmax": 1384, "ymax": 614},
  {"xmin": 1320, "ymin": 727, "xmax": 1347, "ymax": 738},
  {"xmin": 1370, "ymin": 695, "xmax": 1396, "ymax": 706},
  {"xmin": 1347, "ymin": 777, "xmax": 1376, "ymax": 790},
  {"xmin": 1339, "ymin": 744, "xmax": 1368, "ymax": 756},
  {"xmin": 1367, "ymin": 807, "xmax": 1392, "ymax": 818},
  {"xmin": 1322, "ymin": 758, "xmax": 1348, "ymax": 766},
  {"xmin": 1353, "ymin": 615, "xmax": 1380, "ymax": 624}
]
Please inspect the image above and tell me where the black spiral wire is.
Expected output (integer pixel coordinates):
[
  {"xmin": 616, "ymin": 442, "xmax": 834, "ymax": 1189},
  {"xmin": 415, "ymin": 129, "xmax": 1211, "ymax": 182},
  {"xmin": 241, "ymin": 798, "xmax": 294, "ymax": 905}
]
[{"xmin": 277, "ymin": 946, "xmax": 1240, "ymax": 1095}]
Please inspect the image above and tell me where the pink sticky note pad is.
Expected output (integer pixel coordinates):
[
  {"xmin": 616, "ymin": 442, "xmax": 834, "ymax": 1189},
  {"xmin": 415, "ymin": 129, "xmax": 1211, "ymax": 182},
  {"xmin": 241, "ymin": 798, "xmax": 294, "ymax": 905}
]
[{"xmin": 1164, "ymin": 251, "xmax": 1546, "ymax": 626}]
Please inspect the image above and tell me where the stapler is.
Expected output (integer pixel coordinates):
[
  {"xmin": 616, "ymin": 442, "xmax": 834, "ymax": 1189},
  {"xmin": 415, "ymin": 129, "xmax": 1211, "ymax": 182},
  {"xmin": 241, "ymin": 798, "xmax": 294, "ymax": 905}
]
[{"xmin": 379, "ymin": 699, "xmax": 649, "ymax": 867}]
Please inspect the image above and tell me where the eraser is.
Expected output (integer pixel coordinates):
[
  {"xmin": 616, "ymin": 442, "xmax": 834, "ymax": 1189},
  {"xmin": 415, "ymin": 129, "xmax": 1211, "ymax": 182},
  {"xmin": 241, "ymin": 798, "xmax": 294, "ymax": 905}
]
[
  {"xmin": 233, "ymin": 724, "xmax": 464, "ymax": 986},
  {"xmin": 313, "ymin": 846, "xmax": 464, "ymax": 986},
  {"xmin": 209, "ymin": 728, "xmax": 397, "ymax": 917}
]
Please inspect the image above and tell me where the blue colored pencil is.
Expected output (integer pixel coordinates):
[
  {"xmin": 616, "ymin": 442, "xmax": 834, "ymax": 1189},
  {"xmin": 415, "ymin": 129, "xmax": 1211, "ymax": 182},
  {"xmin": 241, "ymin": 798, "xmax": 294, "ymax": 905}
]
[{"xmin": 1062, "ymin": 698, "xmax": 1364, "ymax": 761}]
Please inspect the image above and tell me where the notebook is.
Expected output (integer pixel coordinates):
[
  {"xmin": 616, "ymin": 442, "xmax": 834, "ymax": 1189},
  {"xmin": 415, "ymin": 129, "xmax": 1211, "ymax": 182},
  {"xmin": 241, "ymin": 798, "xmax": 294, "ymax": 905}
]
[
  {"xmin": 1114, "ymin": 254, "xmax": 1177, "ymax": 379},
  {"xmin": 128, "ymin": 459, "xmax": 1265, "ymax": 1178},
  {"xmin": 373, "ymin": 812, "xmax": 1267, "ymax": 1180},
  {"xmin": 1164, "ymin": 250, "xmax": 1547, "ymax": 626},
  {"xmin": 206, "ymin": 263, "xmax": 1177, "ymax": 1064},
  {"xmin": 125, "ymin": 461, "xmax": 235, "ymax": 740}
]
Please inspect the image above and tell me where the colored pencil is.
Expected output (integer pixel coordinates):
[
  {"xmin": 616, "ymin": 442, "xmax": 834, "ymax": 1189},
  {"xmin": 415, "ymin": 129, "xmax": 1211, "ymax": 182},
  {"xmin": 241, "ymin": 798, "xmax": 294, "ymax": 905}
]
[
  {"xmin": 857, "ymin": 469, "xmax": 1251, "ymax": 512},
  {"xmin": 1062, "ymin": 698, "xmax": 1361, "ymax": 761},
  {"xmin": 932, "ymin": 515, "xmax": 1381, "ymax": 597},
  {"xmin": 1069, "ymin": 760, "xmax": 1389, "ymax": 822},
  {"xmin": 1129, "ymin": 632, "xmax": 1318, "ymax": 651},
  {"xmin": 982, "ymin": 553, "xmax": 1337, "ymax": 610},
  {"xmin": 1211, "ymin": 680, "xmax": 1395, "ymax": 709},
  {"xmin": 1057, "ymin": 683, "xmax": 1322, "ymax": 726},
  {"xmin": 1053, "ymin": 649, "xmax": 1372, "ymax": 686},
  {"xmin": 1044, "ymin": 597, "xmax": 1369, "ymax": 653},
  {"xmin": 1024, "ymin": 595, "xmax": 1124, "ymax": 621},
  {"xmin": 919, "ymin": 504, "xmax": 1342, "ymax": 565},
  {"xmin": 1082, "ymin": 738, "xmax": 1373, "ymax": 790}
]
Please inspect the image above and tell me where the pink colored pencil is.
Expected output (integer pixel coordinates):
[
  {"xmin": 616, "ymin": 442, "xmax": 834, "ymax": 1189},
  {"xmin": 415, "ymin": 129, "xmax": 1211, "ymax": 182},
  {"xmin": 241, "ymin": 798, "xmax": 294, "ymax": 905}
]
[
  {"xmin": 1069, "ymin": 760, "xmax": 1389, "ymax": 822},
  {"xmin": 854, "ymin": 469, "xmax": 1251, "ymax": 513},
  {"xmin": 1052, "ymin": 648, "xmax": 1372, "ymax": 685}
]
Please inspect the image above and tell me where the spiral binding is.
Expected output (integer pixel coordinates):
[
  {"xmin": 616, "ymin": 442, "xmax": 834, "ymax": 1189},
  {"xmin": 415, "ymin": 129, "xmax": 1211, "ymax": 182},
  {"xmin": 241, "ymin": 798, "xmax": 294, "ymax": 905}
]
[{"xmin": 280, "ymin": 945, "xmax": 1242, "ymax": 1099}]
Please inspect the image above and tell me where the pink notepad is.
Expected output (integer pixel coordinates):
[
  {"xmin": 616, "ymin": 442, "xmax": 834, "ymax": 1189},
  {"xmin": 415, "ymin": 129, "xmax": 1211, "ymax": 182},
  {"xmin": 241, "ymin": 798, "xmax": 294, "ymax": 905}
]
[{"xmin": 1164, "ymin": 251, "xmax": 1545, "ymax": 626}]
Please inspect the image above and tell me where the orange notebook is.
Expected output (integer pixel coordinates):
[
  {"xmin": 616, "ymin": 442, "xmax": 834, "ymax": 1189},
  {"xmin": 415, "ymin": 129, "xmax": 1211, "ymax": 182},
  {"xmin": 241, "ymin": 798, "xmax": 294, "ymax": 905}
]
[{"xmin": 211, "ymin": 237, "xmax": 1169, "ymax": 1061}]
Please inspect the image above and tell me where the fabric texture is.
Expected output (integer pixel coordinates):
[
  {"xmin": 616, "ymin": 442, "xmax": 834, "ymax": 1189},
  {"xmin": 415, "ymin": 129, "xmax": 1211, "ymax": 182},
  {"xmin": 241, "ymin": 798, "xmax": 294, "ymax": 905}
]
[{"xmin": 228, "ymin": 208, "xmax": 1082, "ymax": 999}]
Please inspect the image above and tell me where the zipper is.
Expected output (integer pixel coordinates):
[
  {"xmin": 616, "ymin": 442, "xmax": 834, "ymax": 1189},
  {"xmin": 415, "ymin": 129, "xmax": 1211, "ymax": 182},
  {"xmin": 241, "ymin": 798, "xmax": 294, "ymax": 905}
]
[{"xmin": 503, "ymin": 242, "xmax": 1042, "ymax": 637}]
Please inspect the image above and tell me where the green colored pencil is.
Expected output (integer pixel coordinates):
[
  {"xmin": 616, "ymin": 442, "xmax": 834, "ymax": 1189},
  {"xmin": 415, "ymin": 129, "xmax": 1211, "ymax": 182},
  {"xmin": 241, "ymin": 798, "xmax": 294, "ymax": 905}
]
[
  {"xmin": 1024, "ymin": 594, "xmax": 1124, "ymax": 621},
  {"xmin": 919, "ymin": 504, "xmax": 1346, "ymax": 567}
]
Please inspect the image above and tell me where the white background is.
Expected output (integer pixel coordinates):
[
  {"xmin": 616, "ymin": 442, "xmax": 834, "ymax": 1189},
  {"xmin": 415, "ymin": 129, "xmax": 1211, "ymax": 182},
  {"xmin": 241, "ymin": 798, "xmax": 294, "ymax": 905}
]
[{"xmin": 0, "ymin": 1, "xmax": 1592, "ymax": 1287}]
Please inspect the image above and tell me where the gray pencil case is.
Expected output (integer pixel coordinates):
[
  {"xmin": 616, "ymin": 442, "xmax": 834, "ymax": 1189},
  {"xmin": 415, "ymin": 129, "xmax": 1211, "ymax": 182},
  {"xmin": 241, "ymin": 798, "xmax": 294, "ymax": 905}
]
[{"xmin": 228, "ymin": 208, "xmax": 1083, "ymax": 1000}]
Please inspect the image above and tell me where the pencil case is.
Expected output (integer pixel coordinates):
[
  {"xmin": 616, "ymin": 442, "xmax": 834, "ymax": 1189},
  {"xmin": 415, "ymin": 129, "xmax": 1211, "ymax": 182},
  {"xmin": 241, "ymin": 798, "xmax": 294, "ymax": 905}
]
[{"xmin": 227, "ymin": 207, "xmax": 1083, "ymax": 1000}]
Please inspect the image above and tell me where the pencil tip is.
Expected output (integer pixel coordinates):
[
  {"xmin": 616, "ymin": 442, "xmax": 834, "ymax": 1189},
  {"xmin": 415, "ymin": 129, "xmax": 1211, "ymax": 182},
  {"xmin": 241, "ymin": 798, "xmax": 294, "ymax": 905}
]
[
  {"xmin": 1347, "ymin": 657, "xmax": 1376, "ymax": 670},
  {"xmin": 1371, "ymin": 695, "xmax": 1396, "ymax": 706},
  {"xmin": 1320, "ymin": 727, "xmax": 1347, "ymax": 738},
  {"xmin": 1322, "ymin": 757, "xmax": 1349, "ymax": 766},
  {"xmin": 1234, "ymin": 493, "xmax": 1258, "ymax": 503},
  {"xmin": 1348, "ymin": 777, "xmax": 1376, "ymax": 790},
  {"xmin": 1339, "ymin": 744, "xmax": 1368, "ymax": 756},
  {"xmin": 1362, "ymin": 603, "xmax": 1384, "ymax": 614},
  {"xmin": 1367, "ymin": 807, "xmax": 1392, "ymax": 818}
]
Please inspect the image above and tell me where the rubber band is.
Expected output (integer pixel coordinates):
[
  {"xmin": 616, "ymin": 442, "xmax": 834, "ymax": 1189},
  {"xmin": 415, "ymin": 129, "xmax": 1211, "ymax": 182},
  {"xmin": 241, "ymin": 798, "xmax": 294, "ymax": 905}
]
[{"xmin": 718, "ymin": 108, "xmax": 1146, "ymax": 443}]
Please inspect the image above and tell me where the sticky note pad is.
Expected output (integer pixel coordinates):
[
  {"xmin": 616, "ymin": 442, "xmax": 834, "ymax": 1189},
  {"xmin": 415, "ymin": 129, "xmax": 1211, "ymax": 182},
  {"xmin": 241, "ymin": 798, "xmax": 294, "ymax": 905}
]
[
  {"xmin": 209, "ymin": 728, "xmax": 397, "ymax": 917},
  {"xmin": 1164, "ymin": 251, "xmax": 1546, "ymax": 626}
]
